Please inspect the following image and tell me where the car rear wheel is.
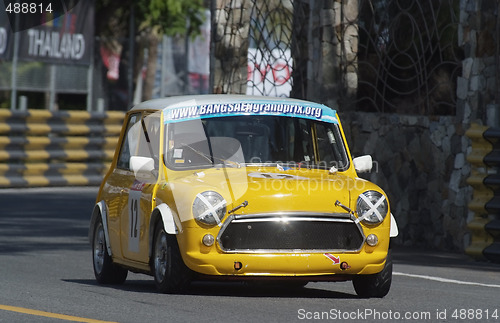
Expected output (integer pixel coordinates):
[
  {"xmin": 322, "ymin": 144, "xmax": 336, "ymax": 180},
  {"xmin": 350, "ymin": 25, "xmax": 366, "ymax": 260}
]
[
  {"xmin": 92, "ymin": 217, "xmax": 128, "ymax": 284},
  {"xmin": 352, "ymin": 250, "xmax": 392, "ymax": 298},
  {"xmin": 152, "ymin": 223, "xmax": 191, "ymax": 293}
]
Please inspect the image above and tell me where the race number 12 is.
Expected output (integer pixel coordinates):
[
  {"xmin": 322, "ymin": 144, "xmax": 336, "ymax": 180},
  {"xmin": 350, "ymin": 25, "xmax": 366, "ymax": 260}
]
[{"xmin": 128, "ymin": 189, "xmax": 141, "ymax": 253}]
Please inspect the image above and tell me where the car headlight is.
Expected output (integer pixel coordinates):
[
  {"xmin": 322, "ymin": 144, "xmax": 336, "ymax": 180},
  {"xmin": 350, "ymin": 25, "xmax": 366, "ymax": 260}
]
[
  {"xmin": 192, "ymin": 191, "xmax": 227, "ymax": 226},
  {"xmin": 356, "ymin": 191, "xmax": 388, "ymax": 224}
]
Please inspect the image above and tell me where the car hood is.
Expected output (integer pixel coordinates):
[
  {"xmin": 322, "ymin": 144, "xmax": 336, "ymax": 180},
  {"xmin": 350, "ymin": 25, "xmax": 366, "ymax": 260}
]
[{"xmin": 167, "ymin": 166, "xmax": 357, "ymax": 218}]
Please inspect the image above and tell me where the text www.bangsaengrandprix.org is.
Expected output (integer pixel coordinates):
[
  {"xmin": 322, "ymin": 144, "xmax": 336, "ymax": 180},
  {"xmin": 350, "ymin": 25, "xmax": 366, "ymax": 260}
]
[{"xmin": 297, "ymin": 308, "xmax": 435, "ymax": 321}]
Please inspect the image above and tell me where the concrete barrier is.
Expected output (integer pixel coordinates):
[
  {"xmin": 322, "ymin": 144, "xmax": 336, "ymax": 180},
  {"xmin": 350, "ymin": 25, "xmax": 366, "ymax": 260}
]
[
  {"xmin": 466, "ymin": 123, "xmax": 500, "ymax": 263},
  {"xmin": 0, "ymin": 109, "xmax": 125, "ymax": 187}
]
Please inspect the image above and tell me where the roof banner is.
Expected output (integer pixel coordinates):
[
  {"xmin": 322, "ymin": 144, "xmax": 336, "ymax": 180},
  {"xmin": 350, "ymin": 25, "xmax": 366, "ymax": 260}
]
[{"xmin": 164, "ymin": 101, "xmax": 338, "ymax": 125}]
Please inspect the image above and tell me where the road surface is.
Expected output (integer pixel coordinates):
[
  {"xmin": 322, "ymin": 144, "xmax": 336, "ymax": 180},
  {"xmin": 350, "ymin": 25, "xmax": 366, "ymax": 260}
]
[{"xmin": 0, "ymin": 187, "xmax": 499, "ymax": 322}]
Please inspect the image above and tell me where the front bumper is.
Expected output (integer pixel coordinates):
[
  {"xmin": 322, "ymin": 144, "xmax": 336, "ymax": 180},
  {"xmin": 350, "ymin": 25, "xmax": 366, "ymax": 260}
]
[
  {"xmin": 176, "ymin": 212, "xmax": 391, "ymax": 278},
  {"xmin": 176, "ymin": 227, "xmax": 389, "ymax": 278},
  {"xmin": 182, "ymin": 249, "xmax": 388, "ymax": 278}
]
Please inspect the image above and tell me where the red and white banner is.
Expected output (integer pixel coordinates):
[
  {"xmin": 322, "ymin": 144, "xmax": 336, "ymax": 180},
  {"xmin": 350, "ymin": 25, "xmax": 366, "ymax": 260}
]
[{"xmin": 247, "ymin": 48, "xmax": 293, "ymax": 97}]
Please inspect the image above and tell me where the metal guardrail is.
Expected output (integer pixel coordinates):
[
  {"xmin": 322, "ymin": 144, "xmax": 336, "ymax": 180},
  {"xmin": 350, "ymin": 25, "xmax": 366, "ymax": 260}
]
[
  {"xmin": 466, "ymin": 123, "xmax": 500, "ymax": 263},
  {"xmin": 0, "ymin": 109, "xmax": 125, "ymax": 187}
]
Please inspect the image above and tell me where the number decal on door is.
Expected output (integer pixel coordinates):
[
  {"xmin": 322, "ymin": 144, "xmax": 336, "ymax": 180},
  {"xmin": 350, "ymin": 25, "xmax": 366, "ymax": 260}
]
[
  {"xmin": 130, "ymin": 198, "xmax": 138, "ymax": 238},
  {"xmin": 128, "ymin": 182, "xmax": 144, "ymax": 253}
]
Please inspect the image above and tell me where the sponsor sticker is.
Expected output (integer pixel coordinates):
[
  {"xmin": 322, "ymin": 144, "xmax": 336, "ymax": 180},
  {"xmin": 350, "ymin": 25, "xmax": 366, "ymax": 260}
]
[
  {"xmin": 324, "ymin": 253, "xmax": 340, "ymax": 264},
  {"xmin": 163, "ymin": 101, "xmax": 338, "ymax": 124}
]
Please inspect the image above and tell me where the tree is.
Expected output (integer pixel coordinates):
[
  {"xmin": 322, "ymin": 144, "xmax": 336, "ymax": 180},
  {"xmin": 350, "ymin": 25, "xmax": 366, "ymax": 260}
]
[
  {"xmin": 142, "ymin": 0, "xmax": 205, "ymax": 36},
  {"xmin": 213, "ymin": 0, "xmax": 252, "ymax": 94},
  {"xmin": 95, "ymin": 0, "xmax": 205, "ymax": 106}
]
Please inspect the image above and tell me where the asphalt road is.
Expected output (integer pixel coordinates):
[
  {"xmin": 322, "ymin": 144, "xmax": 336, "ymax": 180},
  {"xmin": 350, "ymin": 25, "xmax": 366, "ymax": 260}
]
[{"xmin": 1, "ymin": 187, "xmax": 499, "ymax": 323}]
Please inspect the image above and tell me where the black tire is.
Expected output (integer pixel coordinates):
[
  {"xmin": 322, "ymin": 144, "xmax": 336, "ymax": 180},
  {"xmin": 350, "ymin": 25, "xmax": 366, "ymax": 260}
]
[
  {"xmin": 246, "ymin": 280, "xmax": 308, "ymax": 291},
  {"xmin": 283, "ymin": 281, "xmax": 308, "ymax": 289},
  {"xmin": 152, "ymin": 223, "xmax": 191, "ymax": 293},
  {"xmin": 352, "ymin": 250, "xmax": 392, "ymax": 298},
  {"xmin": 92, "ymin": 217, "xmax": 128, "ymax": 284},
  {"xmin": 267, "ymin": 281, "xmax": 308, "ymax": 289}
]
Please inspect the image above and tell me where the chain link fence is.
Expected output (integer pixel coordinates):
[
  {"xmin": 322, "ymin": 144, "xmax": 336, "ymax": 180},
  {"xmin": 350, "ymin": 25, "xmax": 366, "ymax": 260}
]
[
  {"xmin": 212, "ymin": 0, "xmax": 466, "ymax": 116},
  {"xmin": 212, "ymin": 0, "xmax": 296, "ymax": 97},
  {"xmin": 0, "ymin": 0, "xmax": 477, "ymax": 116},
  {"xmin": 348, "ymin": 0, "xmax": 463, "ymax": 115}
]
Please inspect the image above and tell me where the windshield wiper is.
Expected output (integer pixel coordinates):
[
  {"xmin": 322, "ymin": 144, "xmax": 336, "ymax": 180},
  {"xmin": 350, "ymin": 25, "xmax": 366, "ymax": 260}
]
[
  {"xmin": 216, "ymin": 157, "xmax": 241, "ymax": 168},
  {"xmin": 180, "ymin": 143, "xmax": 213, "ymax": 164},
  {"xmin": 180, "ymin": 143, "xmax": 241, "ymax": 168}
]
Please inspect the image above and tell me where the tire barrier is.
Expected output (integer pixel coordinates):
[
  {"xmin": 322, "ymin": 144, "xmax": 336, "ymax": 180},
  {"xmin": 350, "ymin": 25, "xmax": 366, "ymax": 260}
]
[
  {"xmin": 466, "ymin": 123, "xmax": 500, "ymax": 263},
  {"xmin": 0, "ymin": 109, "xmax": 125, "ymax": 187}
]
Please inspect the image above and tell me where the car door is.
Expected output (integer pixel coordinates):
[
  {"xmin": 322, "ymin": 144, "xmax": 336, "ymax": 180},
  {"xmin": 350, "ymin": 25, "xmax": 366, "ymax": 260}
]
[
  {"xmin": 104, "ymin": 112, "xmax": 141, "ymax": 259},
  {"xmin": 119, "ymin": 112, "xmax": 161, "ymax": 263}
]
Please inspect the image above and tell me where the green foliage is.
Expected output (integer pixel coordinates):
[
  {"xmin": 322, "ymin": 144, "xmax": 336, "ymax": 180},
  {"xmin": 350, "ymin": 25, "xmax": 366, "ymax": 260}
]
[
  {"xmin": 146, "ymin": 0, "xmax": 205, "ymax": 36},
  {"xmin": 96, "ymin": 0, "xmax": 205, "ymax": 37}
]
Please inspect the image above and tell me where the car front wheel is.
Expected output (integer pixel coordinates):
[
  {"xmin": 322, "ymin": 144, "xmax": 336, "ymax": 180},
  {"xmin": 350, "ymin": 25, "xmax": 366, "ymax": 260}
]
[
  {"xmin": 92, "ymin": 217, "xmax": 128, "ymax": 284},
  {"xmin": 352, "ymin": 250, "xmax": 392, "ymax": 298},
  {"xmin": 152, "ymin": 223, "xmax": 191, "ymax": 293}
]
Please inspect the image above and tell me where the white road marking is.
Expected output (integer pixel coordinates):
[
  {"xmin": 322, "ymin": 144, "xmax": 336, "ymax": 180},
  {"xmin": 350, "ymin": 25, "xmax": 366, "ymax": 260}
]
[{"xmin": 394, "ymin": 271, "xmax": 500, "ymax": 288}]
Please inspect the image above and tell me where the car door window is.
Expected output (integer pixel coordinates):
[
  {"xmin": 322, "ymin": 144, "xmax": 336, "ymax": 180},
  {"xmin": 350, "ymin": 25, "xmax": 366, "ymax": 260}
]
[
  {"xmin": 137, "ymin": 112, "xmax": 161, "ymax": 168},
  {"xmin": 117, "ymin": 113, "xmax": 141, "ymax": 170},
  {"xmin": 117, "ymin": 112, "xmax": 162, "ymax": 171},
  {"xmin": 315, "ymin": 122, "xmax": 349, "ymax": 170}
]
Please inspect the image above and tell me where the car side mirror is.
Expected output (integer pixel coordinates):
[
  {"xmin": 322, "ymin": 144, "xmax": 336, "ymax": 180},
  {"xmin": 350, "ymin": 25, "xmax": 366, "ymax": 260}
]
[
  {"xmin": 130, "ymin": 156, "xmax": 156, "ymax": 182},
  {"xmin": 353, "ymin": 155, "xmax": 373, "ymax": 173}
]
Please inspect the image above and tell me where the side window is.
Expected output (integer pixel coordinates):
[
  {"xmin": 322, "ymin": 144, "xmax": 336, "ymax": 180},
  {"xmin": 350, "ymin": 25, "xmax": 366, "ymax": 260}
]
[
  {"xmin": 137, "ymin": 112, "xmax": 161, "ymax": 168},
  {"xmin": 315, "ymin": 123, "xmax": 349, "ymax": 170},
  {"xmin": 296, "ymin": 119, "xmax": 314, "ymax": 163},
  {"xmin": 117, "ymin": 114, "xmax": 140, "ymax": 170}
]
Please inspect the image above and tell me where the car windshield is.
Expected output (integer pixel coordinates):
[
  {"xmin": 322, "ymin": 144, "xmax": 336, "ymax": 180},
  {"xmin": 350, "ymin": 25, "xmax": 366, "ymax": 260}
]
[{"xmin": 164, "ymin": 115, "xmax": 349, "ymax": 171}]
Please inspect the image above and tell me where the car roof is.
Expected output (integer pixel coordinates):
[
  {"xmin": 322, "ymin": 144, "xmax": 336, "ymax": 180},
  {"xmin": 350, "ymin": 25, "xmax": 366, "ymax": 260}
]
[{"xmin": 129, "ymin": 94, "xmax": 330, "ymax": 112}]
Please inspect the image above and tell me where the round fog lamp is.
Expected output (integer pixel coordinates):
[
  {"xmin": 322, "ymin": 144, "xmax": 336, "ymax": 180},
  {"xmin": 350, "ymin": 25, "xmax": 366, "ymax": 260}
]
[
  {"xmin": 202, "ymin": 234, "xmax": 215, "ymax": 247},
  {"xmin": 366, "ymin": 234, "xmax": 379, "ymax": 246}
]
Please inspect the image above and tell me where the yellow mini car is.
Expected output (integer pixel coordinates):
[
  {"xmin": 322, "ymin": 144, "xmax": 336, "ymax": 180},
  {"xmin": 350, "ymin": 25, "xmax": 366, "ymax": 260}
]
[{"xmin": 89, "ymin": 95, "xmax": 398, "ymax": 298}]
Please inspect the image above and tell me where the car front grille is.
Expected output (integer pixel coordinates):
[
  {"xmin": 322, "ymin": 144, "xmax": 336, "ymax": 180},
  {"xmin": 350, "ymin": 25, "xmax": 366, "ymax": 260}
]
[{"xmin": 217, "ymin": 213, "xmax": 365, "ymax": 253}]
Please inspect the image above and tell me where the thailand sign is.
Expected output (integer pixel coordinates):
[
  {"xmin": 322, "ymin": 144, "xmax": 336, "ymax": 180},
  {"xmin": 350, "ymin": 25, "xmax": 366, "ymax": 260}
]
[
  {"xmin": 1, "ymin": 0, "xmax": 94, "ymax": 65},
  {"xmin": 0, "ymin": 2, "xmax": 12, "ymax": 60}
]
